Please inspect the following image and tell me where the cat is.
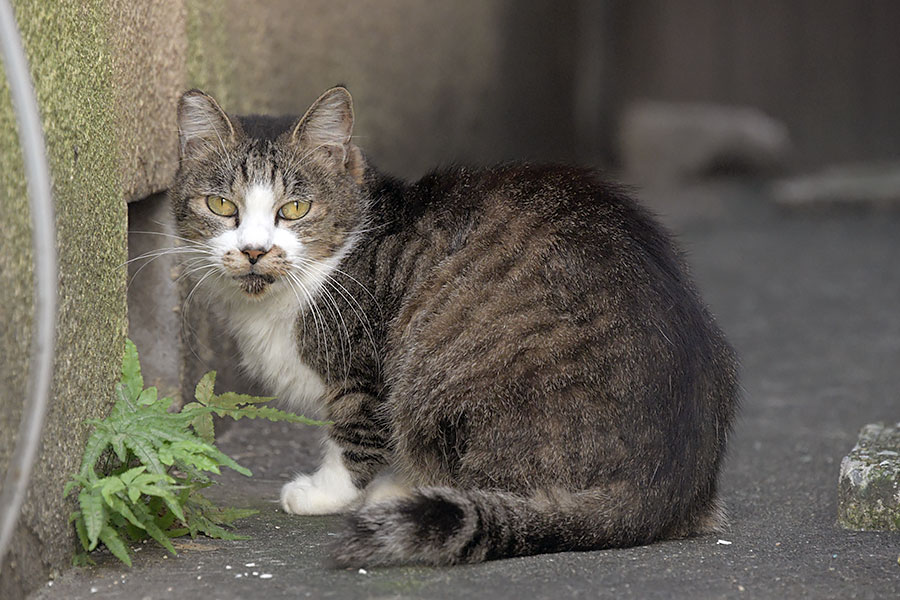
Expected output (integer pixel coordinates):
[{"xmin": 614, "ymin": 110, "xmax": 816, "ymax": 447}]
[{"xmin": 169, "ymin": 86, "xmax": 739, "ymax": 566}]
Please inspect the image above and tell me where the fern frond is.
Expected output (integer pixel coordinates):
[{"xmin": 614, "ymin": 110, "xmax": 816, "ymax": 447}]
[
  {"xmin": 98, "ymin": 525, "xmax": 132, "ymax": 567},
  {"xmin": 65, "ymin": 338, "xmax": 324, "ymax": 567},
  {"xmin": 121, "ymin": 339, "xmax": 143, "ymax": 401},
  {"xmin": 77, "ymin": 488, "xmax": 105, "ymax": 550}
]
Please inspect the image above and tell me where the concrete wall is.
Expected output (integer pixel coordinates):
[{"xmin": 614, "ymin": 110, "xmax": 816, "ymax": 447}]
[
  {"xmin": 0, "ymin": 1, "xmax": 194, "ymax": 597},
  {"xmin": 0, "ymin": 2, "xmax": 127, "ymax": 597}
]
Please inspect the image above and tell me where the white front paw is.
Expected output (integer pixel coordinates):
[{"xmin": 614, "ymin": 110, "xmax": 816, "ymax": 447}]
[{"xmin": 280, "ymin": 468, "xmax": 360, "ymax": 515}]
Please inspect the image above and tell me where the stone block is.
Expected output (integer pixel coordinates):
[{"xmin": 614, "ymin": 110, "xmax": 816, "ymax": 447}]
[{"xmin": 838, "ymin": 422, "xmax": 900, "ymax": 531}]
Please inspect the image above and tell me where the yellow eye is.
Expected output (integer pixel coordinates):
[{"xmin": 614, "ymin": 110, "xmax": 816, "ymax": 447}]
[
  {"xmin": 278, "ymin": 200, "xmax": 311, "ymax": 220},
  {"xmin": 206, "ymin": 196, "xmax": 237, "ymax": 217}
]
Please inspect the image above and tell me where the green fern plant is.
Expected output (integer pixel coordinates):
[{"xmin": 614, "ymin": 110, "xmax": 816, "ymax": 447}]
[{"xmin": 64, "ymin": 339, "xmax": 328, "ymax": 566}]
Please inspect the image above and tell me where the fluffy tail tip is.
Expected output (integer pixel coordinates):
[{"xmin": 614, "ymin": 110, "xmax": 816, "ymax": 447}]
[{"xmin": 331, "ymin": 487, "xmax": 472, "ymax": 568}]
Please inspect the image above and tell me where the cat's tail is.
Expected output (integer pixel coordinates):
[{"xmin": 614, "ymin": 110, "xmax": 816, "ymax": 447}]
[{"xmin": 331, "ymin": 485, "xmax": 724, "ymax": 567}]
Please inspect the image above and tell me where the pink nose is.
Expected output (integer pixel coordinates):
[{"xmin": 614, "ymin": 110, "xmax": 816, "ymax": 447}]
[{"xmin": 242, "ymin": 248, "xmax": 267, "ymax": 264}]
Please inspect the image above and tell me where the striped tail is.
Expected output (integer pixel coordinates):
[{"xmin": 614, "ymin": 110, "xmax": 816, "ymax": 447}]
[{"xmin": 331, "ymin": 485, "xmax": 725, "ymax": 567}]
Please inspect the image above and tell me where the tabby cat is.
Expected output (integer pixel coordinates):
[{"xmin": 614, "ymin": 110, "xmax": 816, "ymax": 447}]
[{"xmin": 169, "ymin": 86, "xmax": 739, "ymax": 566}]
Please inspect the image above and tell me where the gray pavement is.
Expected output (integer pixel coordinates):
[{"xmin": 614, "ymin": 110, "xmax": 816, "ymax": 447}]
[{"xmin": 32, "ymin": 182, "xmax": 900, "ymax": 599}]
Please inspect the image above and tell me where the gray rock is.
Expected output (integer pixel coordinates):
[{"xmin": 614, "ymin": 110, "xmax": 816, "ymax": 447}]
[
  {"xmin": 618, "ymin": 101, "xmax": 790, "ymax": 186},
  {"xmin": 773, "ymin": 161, "xmax": 900, "ymax": 209},
  {"xmin": 838, "ymin": 422, "xmax": 900, "ymax": 531}
]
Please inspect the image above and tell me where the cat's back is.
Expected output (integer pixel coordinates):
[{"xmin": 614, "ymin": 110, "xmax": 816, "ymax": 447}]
[
  {"xmin": 403, "ymin": 163, "xmax": 632, "ymax": 226},
  {"xmin": 398, "ymin": 163, "xmax": 670, "ymax": 260},
  {"xmin": 390, "ymin": 163, "xmax": 688, "ymax": 302},
  {"xmin": 384, "ymin": 163, "xmax": 722, "ymax": 377}
]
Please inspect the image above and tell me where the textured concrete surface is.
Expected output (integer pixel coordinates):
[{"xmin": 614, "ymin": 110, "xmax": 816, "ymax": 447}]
[
  {"xmin": 30, "ymin": 183, "xmax": 900, "ymax": 599},
  {"xmin": 839, "ymin": 422, "xmax": 900, "ymax": 531},
  {"xmin": 0, "ymin": 2, "xmax": 127, "ymax": 598},
  {"xmin": 110, "ymin": 1, "xmax": 187, "ymax": 203}
]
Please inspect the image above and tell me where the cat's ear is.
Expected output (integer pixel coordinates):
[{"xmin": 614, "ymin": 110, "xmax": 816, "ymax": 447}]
[
  {"xmin": 291, "ymin": 87, "xmax": 365, "ymax": 183},
  {"xmin": 177, "ymin": 89, "xmax": 238, "ymax": 161}
]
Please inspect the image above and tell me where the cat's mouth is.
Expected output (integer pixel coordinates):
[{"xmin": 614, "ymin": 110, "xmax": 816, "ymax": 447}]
[{"xmin": 235, "ymin": 272, "xmax": 276, "ymax": 295}]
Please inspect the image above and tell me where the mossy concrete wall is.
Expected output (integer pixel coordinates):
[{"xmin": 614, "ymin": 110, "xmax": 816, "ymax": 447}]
[
  {"xmin": 0, "ymin": 1, "xmax": 125, "ymax": 597},
  {"xmin": 0, "ymin": 2, "xmax": 182, "ymax": 597}
]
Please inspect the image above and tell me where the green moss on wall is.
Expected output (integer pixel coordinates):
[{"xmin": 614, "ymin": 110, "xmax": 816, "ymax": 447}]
[
  {"xmin": 0, "ymin": 22, "xmax": 31, "ymax": 478},
  {"xmin": 185, "ymin": 1, "xmax": 234, "ymax": 108},
  {"xmin": 0, "ymin": 0, "xmax": 127, "ymax": 594}
]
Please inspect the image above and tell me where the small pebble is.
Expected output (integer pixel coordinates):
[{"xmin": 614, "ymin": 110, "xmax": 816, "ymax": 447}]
[
  {"xmin": 225, "ymin": 565, "xmax": 232, "ymax": 570},
  {"xmin": 90, "ymin": 587, "xmax": 98, "ymax": 594},
  {"xmin": 717, "ymin": 539, "xmax": 732, "ymax": 545},
  {"xmin": 358, "ymin": 568, "xmax": 368, "ymax": 575},
  {"xmin": 252, "ymin": 571, "xmax": 259, "ymax": 576}
]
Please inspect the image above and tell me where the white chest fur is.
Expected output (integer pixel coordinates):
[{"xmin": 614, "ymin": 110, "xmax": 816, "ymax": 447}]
[{"xmin": 225, "ymin": 286, "xmax": 327, "ymax": 415}]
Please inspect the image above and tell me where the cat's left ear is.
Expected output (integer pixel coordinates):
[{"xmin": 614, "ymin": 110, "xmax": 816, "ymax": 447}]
[{"xmin": 291, "ymin": 87, "xmax": 365, "ymax": 183}]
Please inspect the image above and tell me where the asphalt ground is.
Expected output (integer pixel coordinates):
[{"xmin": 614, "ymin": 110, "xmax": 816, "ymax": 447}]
[{"xmin": 32, "ymin": 181, "xmax": 900, "ymax": 599}]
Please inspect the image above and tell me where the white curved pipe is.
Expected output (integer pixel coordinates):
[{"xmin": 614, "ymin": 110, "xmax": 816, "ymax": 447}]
[{"xmin": 0, "ymin": 0, "xmax": 58, "ymax": 571}]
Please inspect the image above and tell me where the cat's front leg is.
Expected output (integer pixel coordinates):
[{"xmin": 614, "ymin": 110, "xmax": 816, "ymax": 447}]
[{"xmin": 280, "ymin": 392, "xmax": 389, "ymax": 515}]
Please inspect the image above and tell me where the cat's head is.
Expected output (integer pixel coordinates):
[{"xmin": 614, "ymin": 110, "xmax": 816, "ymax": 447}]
[{"xmin": 169, "ymin": 86, "xmax": 368, "ymax": 302}]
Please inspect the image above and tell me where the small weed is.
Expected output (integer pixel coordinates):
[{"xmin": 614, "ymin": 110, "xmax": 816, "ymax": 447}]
[{"xmin": 64, "ymin": 339, "xmax": 327, "ymax": 566}]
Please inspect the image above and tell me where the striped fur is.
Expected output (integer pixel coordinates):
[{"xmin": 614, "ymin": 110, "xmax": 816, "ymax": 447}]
[{"xmin": 170, "ymin": 87, "xmax": 739, "ymax": 567}]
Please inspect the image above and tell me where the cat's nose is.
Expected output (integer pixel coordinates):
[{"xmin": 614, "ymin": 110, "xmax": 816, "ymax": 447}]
[{"xmin": 242, "ymin": 247, "xmax": 268, "ymax": 265}]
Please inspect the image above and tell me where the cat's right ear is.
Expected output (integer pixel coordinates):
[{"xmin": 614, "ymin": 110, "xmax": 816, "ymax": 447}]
[{"xmin": 177, "ymin": 89, "xmax": 237, "ymax": 161}]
